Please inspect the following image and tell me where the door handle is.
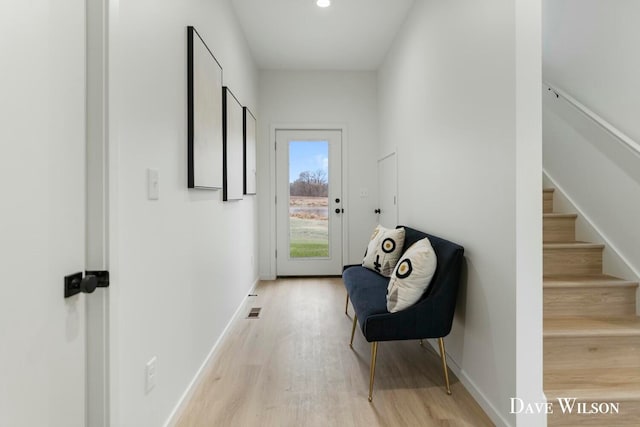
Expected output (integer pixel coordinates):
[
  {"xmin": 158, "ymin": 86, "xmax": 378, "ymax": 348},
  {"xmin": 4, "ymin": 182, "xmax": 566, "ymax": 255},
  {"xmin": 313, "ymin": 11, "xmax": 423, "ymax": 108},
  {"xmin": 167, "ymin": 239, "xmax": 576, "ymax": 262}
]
[
  {"xmin": 374, "ymin": 209, "xmax": 381, "ymax": 214},
  {"xmin": 64, "ymin": 271, "xmax": 110, "ymax": 298},
  {"xmin": 335, "ymin": 208, "xmax": 344, "ymax": 214}
]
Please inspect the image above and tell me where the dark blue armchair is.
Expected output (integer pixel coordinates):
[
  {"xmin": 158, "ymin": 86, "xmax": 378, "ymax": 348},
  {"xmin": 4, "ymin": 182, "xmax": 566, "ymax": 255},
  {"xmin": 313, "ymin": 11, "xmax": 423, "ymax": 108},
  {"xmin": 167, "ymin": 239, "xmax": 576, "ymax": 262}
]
[{"xmin": 342, "ymin": 226, "xmax": 464, "ymax": 401}]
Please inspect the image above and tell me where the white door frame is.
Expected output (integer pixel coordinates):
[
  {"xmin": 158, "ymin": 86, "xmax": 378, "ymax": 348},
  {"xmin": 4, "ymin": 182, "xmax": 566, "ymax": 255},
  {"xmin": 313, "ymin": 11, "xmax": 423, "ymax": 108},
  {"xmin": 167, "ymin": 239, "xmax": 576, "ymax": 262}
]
[
  {"xmin": 86, "ymin": 0, "xmax": 111, "ymax": 425},
  {"xmin": 268, "ymin": 124, "xmax": 349, "ymax": 278},
  {"xmin": 377, "ymin": 150, "xmax": 398, "ymax": 229},
  {"xmin": 275, "ymin": 129, "xmax": 343, "ymax": 275}
]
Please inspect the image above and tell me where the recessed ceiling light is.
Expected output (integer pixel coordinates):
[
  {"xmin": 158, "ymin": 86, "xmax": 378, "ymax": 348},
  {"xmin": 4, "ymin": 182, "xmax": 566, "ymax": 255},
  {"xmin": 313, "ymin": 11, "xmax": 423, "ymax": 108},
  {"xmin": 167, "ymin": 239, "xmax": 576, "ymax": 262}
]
[{"xmin": 316, "ymin": 0, "xmax": 331, "ymax": 8}]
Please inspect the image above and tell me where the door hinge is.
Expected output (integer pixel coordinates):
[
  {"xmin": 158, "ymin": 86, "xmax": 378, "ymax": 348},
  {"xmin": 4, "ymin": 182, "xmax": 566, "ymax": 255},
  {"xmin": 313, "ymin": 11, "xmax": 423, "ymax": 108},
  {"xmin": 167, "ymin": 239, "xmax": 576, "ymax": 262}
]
[
  {"xmin": 274, "ymin": 141, "xmax": 277, "ymax": 150},
  {"xmin": 275, "ymin": 249, "xmax": 277, "ymax": 258},
  {"xmin": 64, "ymin": 270, "xmax": 110, "ymax": 298},
  {"xmin": 275, "ymin": 195, "xmax": 277, "ymax": 204}
]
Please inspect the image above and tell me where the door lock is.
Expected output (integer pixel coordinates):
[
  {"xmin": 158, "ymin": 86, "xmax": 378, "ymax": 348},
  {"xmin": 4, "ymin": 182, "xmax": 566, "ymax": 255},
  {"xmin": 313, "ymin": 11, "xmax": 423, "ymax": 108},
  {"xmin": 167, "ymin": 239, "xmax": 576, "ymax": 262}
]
[{"xmin": 64, "ymin": 271, "xmax": 110, "ymax": 298}]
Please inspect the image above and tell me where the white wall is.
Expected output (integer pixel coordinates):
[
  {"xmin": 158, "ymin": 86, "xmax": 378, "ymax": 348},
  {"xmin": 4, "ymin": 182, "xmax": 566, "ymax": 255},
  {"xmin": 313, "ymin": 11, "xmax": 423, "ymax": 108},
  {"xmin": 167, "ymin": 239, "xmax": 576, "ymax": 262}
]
[
  {"xmin": 542, "ymin": 0, "xmax": 640, "ymax": 283},
  {"xmin": 107, "ymin": 1, "xmax": 259, "ymax": 425},
  {"xmin": 378, "ymin": 1, "xmax": 542, "ymax": 426},
  {"xmin": 542, "ymin": 92, "xmax": 640, "ymax": 282},
  {"xmin": 0, "ymin": 1, "xmax": 87, "ymax": 426},
  {"xmin": 257, "ymin": 71, "xmax": 379, "ymax": 279},
  {"xmin": 543, "ymin": 0, "xmax": 640, "ymax": 144}
]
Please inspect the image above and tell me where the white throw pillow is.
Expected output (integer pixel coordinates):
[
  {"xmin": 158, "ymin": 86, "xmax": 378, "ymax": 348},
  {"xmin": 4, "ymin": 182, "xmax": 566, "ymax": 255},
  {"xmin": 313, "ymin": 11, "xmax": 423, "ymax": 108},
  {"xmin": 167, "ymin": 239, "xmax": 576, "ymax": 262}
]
[
  {"xmin": 362, "ymin": 225, "xmax": 405, "ymax": 277},
  {"xmin": 386, "ymin": 237, "xmax": 437, "ymax": 313}
]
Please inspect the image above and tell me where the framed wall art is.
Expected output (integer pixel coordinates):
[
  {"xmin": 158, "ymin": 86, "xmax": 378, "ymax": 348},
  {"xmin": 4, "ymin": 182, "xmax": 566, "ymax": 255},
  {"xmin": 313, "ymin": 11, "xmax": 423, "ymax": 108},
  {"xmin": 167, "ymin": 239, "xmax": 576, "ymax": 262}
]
[
  {"xmin": 222, "ymin": 87, "xmax": 244, "ymax": 201},
  {"xmin": 243, "ymin": 107, "xmax": 257, "ymax": 195},
  {"xmin": 187, "ymin": 26, "xmax": 223, "ymax": 190}
]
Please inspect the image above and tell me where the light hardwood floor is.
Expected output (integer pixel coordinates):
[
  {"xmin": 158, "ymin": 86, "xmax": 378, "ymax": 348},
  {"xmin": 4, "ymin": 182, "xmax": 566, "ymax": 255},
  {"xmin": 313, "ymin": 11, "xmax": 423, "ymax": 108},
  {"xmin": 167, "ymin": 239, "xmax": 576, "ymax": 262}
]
[{"xmin": 175, "ymin": 278, "xmax": 493, "ymax": 427}]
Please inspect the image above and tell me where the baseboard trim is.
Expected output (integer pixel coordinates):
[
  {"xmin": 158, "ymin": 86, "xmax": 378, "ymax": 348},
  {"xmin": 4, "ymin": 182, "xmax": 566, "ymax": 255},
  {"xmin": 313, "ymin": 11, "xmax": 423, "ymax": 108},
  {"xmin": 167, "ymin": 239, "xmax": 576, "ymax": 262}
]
[
  {"xmin": 162, "ymin": 277, "xmax": 260, "ymax": 427},
  {"xmin": 426, "ymin": 339, "xmax": 512, "ymax": 427}
]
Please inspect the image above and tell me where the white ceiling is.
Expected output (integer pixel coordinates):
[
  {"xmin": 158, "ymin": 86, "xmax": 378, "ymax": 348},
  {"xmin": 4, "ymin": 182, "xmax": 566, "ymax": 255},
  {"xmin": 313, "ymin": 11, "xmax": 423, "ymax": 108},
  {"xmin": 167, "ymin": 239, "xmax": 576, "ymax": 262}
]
[{"xmin": 230, "ymin": 0, "xmax": 415, "ymax": 70}]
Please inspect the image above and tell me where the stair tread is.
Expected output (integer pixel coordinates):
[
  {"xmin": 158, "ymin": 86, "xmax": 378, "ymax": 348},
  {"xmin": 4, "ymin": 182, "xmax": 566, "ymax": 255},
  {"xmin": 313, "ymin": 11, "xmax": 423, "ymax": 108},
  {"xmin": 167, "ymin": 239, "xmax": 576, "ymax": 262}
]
[
  {"xmin": 544, "ymin": 242, "xmax": 605, "ymax": 249},
  {"xmin": 546, "ymin": 388, "xmax": 640, "ymax": 402},
  {"xmin": 543, "ymin": 188, "xmax": 555, "ymax": 193},
  {"xmin": 544, "ymin": 275, "xmax": 639, "ymax": 288},
  {"xmin": 544, "ymin": 317, "xmax": 640, "ymax": 337},
  {"xmin": 545, "ymin": 368, "xmax": 640, "ymax": 400},
  {"xmin": 543, "ymin": 213, "xmax": 578, "ymax": 219}
]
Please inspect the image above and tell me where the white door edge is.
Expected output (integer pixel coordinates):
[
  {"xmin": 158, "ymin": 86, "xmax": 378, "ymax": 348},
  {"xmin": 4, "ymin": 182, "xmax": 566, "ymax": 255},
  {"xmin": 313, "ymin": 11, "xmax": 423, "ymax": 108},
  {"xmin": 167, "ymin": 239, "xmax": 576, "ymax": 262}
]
[{"xmin": 86, "ymin": 0, "xmax": 110, "ymax": 425}]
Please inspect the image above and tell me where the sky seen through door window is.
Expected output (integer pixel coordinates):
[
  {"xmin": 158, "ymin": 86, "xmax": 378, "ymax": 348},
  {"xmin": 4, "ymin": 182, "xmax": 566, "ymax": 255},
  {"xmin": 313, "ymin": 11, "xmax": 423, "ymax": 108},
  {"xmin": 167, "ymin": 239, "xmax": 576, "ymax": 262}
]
[{"xmin": 289, "ymin": 141, "xmax": 328, "ymax": 183}]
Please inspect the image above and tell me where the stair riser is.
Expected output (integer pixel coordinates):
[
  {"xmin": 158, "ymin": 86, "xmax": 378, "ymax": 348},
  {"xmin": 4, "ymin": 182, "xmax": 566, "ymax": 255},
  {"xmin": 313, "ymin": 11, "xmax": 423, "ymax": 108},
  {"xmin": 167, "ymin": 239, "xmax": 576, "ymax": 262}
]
[
  {"xmin": 544, "ymin": 286, "xmax": 637, "ymax": 318},
  {"xmin": 544, "ymin": 248, "xmax": 603, "ymax": 276},
  {"xmin": 544, "ymin": 192, "xmax": 554, "ymax": 213},
  {"xmin": 545, "ymin": 336, "xmax": 640, "ymax": 370},
  {"xmin": 544, "ymin": 217, "xmax": 576, "ymax": 242},
  {"xmin": 547, "ymin": 399, "xmax": 640, "ymax": 426}
]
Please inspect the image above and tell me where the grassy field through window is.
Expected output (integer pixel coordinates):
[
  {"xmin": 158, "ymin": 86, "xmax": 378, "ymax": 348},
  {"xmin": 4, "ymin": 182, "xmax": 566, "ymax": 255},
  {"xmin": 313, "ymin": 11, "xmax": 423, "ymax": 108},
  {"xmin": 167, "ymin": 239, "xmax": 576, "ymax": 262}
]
[{"xmin": 289, "ymin": 197, "xmax": 329, "ymax": 258}]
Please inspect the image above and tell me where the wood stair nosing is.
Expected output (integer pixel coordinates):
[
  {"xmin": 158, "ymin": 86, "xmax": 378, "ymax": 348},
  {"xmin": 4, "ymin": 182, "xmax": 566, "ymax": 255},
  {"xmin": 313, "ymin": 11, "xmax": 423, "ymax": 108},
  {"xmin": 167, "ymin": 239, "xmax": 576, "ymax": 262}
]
[
  {"xmin": 543, "ymin": 242, "xmax": 605, "ymax": 250},
  {"xmin": 545, "ymin": 388, "xmax": 640, "ymax": 403},
  {"xmin": 544, "ymin": 317, "xmax": 640, "ymax": 338},
  {"xmin": 543, "ymin": 213, "xmax": 577, "ymax": 219},
  {"xmin": 543, "ymin": 275, "xmax": 639, "ymax": 289}
]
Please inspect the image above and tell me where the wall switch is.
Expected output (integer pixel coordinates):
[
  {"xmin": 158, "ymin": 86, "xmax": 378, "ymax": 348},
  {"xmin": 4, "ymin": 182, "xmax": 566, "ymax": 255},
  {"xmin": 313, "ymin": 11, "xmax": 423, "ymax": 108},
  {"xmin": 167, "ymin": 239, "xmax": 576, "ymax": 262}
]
[
  {"xmin": 147, "ymin": 169, "xmax": 159, "ymax": 200},
  {"xmin": 359, "ymin": 188, "xmax": 368, "ymax": 198},
  {"xmin": 145, "ymin": 356, "xmax": 157, "ymax": 393}
]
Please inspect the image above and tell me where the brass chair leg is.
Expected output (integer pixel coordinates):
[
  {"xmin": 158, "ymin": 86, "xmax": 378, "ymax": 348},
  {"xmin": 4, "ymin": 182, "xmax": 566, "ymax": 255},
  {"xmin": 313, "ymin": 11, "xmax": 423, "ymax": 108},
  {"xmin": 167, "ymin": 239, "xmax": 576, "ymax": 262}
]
[
  {"xmin": 438, "ymin": 337, "xmax": 452, "ymax": 395},
  {"xmin": 368, "ymin": 342, "xmax": 378, "ymax": 402},
  {"xmin": 419, "ymin": 339, "xmax": 423, "ymax": 346},
  {"xmin": 349, "ymin": 315, "xmax": 358, "ymax": 347},
  {"xmin": 345, "ymin": 294, "xmax": 349, "ymax": 315}
]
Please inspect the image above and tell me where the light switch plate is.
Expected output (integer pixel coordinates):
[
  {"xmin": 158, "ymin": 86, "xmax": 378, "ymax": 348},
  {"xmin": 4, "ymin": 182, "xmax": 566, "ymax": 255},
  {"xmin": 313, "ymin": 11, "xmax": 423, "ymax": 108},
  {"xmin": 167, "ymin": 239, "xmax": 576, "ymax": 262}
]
[
  {"xmin": 147, "ymin": 169, "xmax": 159, "ymax": 200},
  {"xmin": 145, "ymin": 356, "xmax": 157, "ymax": 393}
]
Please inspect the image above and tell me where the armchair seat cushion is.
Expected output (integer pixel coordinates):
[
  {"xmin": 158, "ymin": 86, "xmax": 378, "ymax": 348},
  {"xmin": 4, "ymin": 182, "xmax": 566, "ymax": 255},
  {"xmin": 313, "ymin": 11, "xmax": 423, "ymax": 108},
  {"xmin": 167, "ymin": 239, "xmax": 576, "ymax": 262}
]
[{"xmin": 343, "ymin": 266, "xmax": 388, "ymax": 321}]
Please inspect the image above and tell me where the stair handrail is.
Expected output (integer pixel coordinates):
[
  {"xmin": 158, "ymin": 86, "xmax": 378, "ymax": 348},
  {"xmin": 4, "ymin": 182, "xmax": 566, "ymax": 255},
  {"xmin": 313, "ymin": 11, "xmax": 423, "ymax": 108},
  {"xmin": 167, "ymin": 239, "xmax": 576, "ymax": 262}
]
[{"xmin": 544, "ymin": 81, "xmax": 640, "ymax": 158}]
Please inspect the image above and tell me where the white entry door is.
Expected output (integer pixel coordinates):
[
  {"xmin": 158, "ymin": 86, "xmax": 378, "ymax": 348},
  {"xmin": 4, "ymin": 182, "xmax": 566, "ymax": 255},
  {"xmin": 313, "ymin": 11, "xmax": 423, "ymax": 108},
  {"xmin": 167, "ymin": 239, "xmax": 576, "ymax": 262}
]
[
  {"xmin": 378, "ymin": 152, "xmax": 398, "ymax": 228},
  {"xmin": 276, "ymin": 130, "xmax": 343, "ymax": 276},
  {"xmin": 0, "ymin": 1, "xmax": 90, "ymax": 426}
]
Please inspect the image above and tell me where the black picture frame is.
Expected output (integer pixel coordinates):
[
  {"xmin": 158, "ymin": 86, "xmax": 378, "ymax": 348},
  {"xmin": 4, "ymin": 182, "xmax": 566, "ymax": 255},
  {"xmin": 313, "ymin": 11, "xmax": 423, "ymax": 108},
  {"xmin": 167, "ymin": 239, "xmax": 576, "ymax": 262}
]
[
  {"xmin": 243, "ymin": 107, "xmax": 257, "ymax": 195},
  {"xmin": 222, "ymin": 87, "xmax": 244, "ymax": 201},
  {"xmin": 187, "ymin": 26, "xmax": 223, "ymax": 190}
]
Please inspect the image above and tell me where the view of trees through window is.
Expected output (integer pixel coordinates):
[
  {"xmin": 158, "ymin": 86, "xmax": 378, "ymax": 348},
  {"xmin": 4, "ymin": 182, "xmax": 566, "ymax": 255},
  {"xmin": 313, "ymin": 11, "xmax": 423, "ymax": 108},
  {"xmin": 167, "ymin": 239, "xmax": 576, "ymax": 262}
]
[
  {"xmin": 288, "ymin": 142, "xmax": 329, "ymax": 258},
  {"xmin": 290, "ymin": 169, "xmax": 328, "ymax": 197}
]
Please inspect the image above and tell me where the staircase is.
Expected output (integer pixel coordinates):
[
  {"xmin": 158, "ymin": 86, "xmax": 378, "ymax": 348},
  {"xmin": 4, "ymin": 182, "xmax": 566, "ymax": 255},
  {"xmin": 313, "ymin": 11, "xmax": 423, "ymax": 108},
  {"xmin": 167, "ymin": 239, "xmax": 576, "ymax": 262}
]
[{"xmin": 543, "ymin": 188, "xmax": 640, "ymax": 425}]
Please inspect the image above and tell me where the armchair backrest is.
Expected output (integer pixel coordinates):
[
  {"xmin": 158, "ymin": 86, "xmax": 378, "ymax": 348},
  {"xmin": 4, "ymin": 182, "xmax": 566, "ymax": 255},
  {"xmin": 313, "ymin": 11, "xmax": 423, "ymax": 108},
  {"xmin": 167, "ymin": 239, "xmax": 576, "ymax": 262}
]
[{"xmin": 397, "ymin": 226, "xmax": 465, "ymax": 335}]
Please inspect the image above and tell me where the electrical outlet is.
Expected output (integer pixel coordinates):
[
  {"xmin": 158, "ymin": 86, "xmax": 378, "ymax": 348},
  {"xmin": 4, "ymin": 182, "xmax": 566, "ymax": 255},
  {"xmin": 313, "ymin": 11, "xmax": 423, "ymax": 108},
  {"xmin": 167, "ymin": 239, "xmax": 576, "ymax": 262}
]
[{"xmin": 145, "ymin": 356, "xmax": 157, "ymax": 394}]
